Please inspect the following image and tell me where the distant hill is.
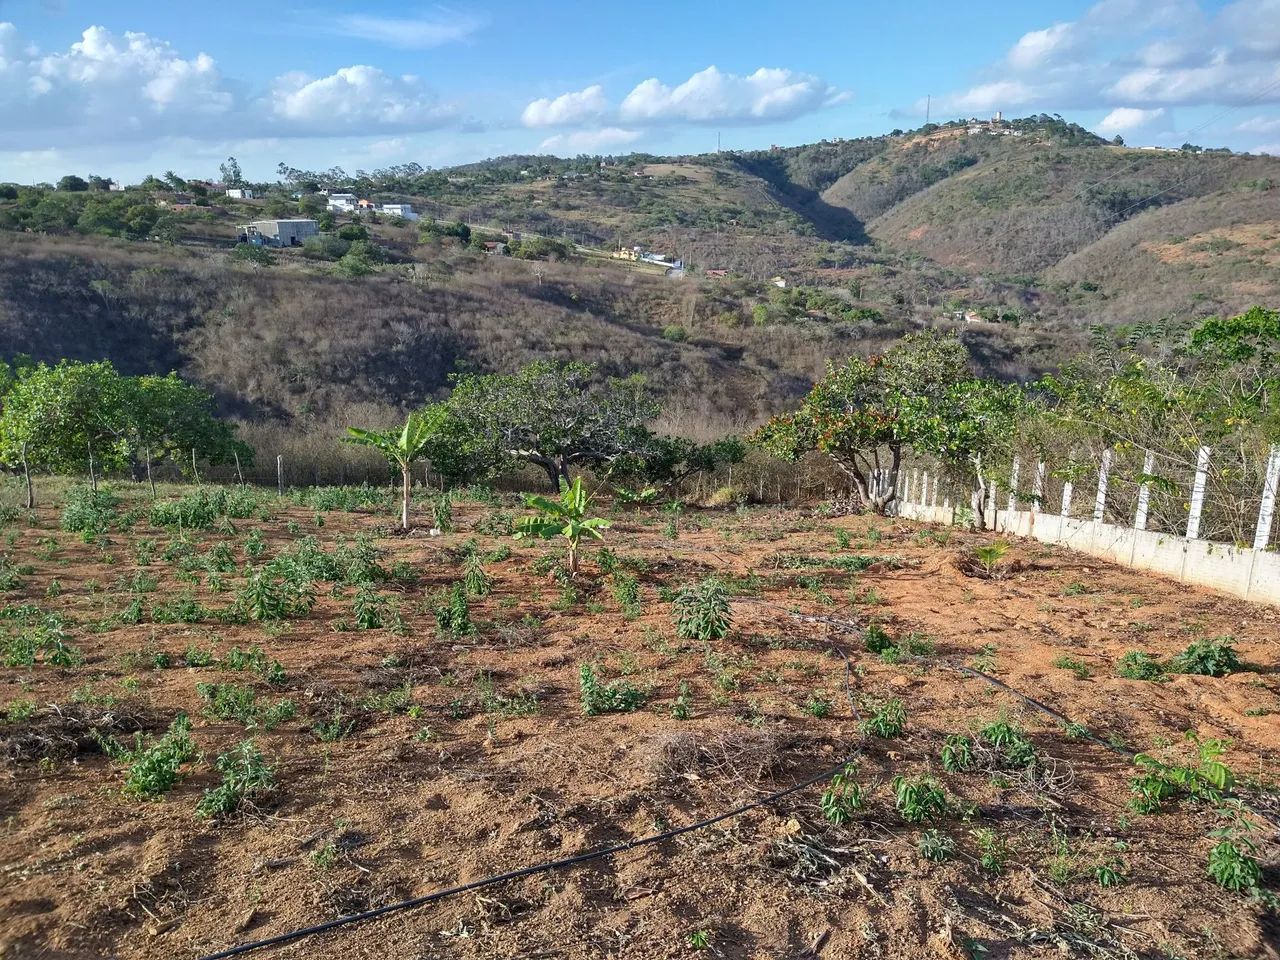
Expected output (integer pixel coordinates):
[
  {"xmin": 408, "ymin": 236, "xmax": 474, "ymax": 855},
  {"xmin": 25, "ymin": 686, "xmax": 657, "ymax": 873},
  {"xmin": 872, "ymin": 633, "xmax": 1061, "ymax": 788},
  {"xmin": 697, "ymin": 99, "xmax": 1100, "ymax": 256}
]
[{"xmin": 1, "ymin": 114, "xmax": 1277, "ymax": 436}]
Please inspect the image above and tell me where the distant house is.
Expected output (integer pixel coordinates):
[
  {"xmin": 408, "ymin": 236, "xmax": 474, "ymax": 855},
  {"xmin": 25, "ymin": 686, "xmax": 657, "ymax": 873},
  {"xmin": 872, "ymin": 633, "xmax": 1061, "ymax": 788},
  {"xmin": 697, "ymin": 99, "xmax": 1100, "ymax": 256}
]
[
  {"xmin": 108, "ymin": 180, "xmax": 125, "ymax": 192},
  {"xmin": 482, "ymin": 240, "xmax": 507, "ymax": 254},
  {"xmin": 963, "ymin": 310, "xmax": 986, "ymax": 324},
  {"xmin": 237, "ymin": 219, "xmax": 319, "ymax": 247},
  {"xmin": 380, "ymin": 203, "xmax": 418, "ymax": 221},
  {"xmin": 327, "ymin": 193, "xmax": 357, "ymax": 212},
  {"xmin": 157, "ymin": 194, "xmax": 193, "ymax": 208},
  {"xmin": 226, "ymin": 188, "xmax": 255, "ymax": 200},
  {"xmin": 357, "ymin": 198, "xmax": 378, "ymax": 211},
  {"xmin": 770, "ymin": 276, "xmax": 788, "ymax": 288},
  {"xmin": 614, "ymin": 246, "xmax": 642, "ymax": 261},
  {"xmin": 705, "ymin": 269, "xmax": 729, "ymax": 279}
]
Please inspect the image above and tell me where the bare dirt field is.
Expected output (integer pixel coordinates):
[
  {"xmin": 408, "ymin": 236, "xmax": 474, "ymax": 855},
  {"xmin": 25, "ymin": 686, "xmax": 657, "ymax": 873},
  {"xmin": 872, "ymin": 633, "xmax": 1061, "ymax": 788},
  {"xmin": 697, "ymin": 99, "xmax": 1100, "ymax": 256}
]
[{"xmin": 1, "ymin": 484, "xmax": 1277, "ymax": 960}]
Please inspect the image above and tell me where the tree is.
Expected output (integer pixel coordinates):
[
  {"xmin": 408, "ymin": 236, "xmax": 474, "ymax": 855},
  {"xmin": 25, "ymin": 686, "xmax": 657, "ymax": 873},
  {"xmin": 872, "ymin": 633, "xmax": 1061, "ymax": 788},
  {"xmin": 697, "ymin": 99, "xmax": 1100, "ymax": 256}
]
[
  {"xmin": 121, "ymin": 373, "xmax": 251, "ymax": 497},
  {"xmin": 512, "ymin": 477, "xmax": 610, "ymax": 577},
  {"xmin": 448, "ymin": 360, "xmax": 661, "ymax": 491},
  {"xmin": 0, "ymin": 360, "xmax": 129, "ymax": 501},
  {"xmin": 903, "ymin": 378, "xmax": 1027, "ymax": 529},
  {"xmin": 343, "ymin": 413, "xmax": 433, "ymax": 531},
  {"xmin": 164, "ymin": 171, "xmax": 187, "ymax": 191},
  {"xmin": 608, "ymin": 435, "xmax": 746, "ymax": 492},
  {"xmin": 415, "ymin": 402, "xmax": 500, "ymax": 489},
  {"xmin": 219, "ymin": 156, "xmax": 244, "ymax": 186},
  {"xmin": 751, "ymin": 332, "xmax": 969, "ymax": 514},
  {"xmin": 1111, "ymin": 135, "xmax": 1125, "ymax": 146},
  {"xmin": 56, "ymin": 175, "xmax": 89, "ymax": 192}
]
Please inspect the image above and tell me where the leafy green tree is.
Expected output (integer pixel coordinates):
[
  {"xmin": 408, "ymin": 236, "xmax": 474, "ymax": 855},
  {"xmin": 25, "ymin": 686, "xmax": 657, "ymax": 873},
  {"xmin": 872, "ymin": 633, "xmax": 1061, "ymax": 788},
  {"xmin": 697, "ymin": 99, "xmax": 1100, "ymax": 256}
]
[
  {"xmin": 751, "ymin": 331, "xmax": 969, "ymax": 514},
  {"xmin": 448, "ymin": 360, "xmax": 661, "ymax": 491},
  {"xmin": 415, "ymin": 402, "xmax": 500, "ymax": 489},
  {"xmin": 56, "ymin": 175, "xmax": 88, "ymax": 192},
  {"xmin": 122, "ymin": 373, "xmax": 251, "ymax": 496},
  {"xmin": 344, "ymin": 413, "xmax": 433, "ymax": 530},
  {"xmin": 512, "ymin": 476, "xmax": 610, "ymax": 576},
  {"xmin": 608, "ymin": 435, "xmax": 746, "ymax": 492},
  {"xmin": 0, "ymin": 360, "xmax": 130, "ymax": 499}
]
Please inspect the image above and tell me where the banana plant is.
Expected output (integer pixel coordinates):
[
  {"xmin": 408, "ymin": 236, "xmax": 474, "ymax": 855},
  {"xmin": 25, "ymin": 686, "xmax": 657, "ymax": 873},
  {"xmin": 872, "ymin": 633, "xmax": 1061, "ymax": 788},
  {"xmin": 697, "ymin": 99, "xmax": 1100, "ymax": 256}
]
[
  {"xmin": 344, "ymin": 413, "xmax": 432, "ymax": 531},
  {"xmin": 512, "ymin": 476, "xmax": 610, "ymax": 577}
]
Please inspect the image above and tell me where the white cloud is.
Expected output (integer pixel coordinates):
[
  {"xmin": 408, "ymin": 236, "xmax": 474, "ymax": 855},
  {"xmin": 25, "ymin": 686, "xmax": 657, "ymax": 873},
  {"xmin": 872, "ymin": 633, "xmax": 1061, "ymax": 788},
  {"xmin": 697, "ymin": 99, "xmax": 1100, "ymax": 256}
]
[
  {"xmin": 1238, "ymin": 115, "xmax": 1280, "ymax": 134},
  {"xmin": 619, "ymin": 66, "xmax": 845, "ymax": 124},
  {"xmin": 521, "ymin": 84, "xmax": 608, "ymax": 127},
  {"xmin": 1007, "ymin": 23, "xmax": 1078, "ymax": 70},
  {"xmin": 330, "ymin": 10, "xmax": 485, "ymax": 49},
  {"xmin": 1097, "ymin": 106, "xmax": 1166, "ymax": 133},
  {"xmin": 269, "ymin": 65, "xmax": 460, "ymax": 132},
  {"xmin": 920, "ymin": 0, "xmax": 1280, "ymax": 123},
  {"xmin": 947, "ymin": 80, "xmax": 1036, "ymax": 113},
  {"xmin": 0, "ymin": 22, "xmax": 473, "ymax": 151},
  {"xmin": 538, "ymin": 127, "xmax": 640, "ymax": 153}
]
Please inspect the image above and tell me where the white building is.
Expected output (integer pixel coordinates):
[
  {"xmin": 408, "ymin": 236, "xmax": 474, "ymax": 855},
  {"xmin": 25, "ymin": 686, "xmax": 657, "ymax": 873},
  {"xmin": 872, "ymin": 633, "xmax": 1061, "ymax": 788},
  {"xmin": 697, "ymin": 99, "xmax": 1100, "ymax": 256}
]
[
  {"xmin": 327, "ymin": 193, "xmax": 357, "ymax": 212},
  {"xmin": 108, "ymin": 180, "xmax": 125, "ymax": 192},
  {"xmin": 379, "ymin": 203, "xmax": 418, "ymax": 221},
  {"xmin": 770, "ymin": 276, "xmax": 788, "ymax": 288},
  {"xmin": 226, "ymin": 188, "xmax": 255, "ymax": 200}
]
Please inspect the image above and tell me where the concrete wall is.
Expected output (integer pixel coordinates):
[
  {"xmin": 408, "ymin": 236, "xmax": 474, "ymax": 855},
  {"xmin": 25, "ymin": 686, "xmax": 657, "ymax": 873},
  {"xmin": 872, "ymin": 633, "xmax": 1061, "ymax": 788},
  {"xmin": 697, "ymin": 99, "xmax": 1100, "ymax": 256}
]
[{"xmin": 896, "ymin": 500, "xmax": 1280, "ymax": 607}]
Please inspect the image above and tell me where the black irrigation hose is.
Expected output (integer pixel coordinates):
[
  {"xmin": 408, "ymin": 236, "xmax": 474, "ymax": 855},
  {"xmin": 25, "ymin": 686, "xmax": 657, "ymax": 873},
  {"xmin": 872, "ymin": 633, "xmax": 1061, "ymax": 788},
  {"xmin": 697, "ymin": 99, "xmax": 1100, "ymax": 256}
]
[{"xmin": 197, "ymin": 754, "xmax": 855, "ymax": 960}]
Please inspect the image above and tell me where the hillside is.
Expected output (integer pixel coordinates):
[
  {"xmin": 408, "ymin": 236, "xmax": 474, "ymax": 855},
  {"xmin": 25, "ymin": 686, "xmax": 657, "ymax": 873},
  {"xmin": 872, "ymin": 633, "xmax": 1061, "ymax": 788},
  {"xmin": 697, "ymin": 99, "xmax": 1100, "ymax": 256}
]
[{"xmin": 1, "ymin": 114, "xmax": 1278, "ymax": 439}]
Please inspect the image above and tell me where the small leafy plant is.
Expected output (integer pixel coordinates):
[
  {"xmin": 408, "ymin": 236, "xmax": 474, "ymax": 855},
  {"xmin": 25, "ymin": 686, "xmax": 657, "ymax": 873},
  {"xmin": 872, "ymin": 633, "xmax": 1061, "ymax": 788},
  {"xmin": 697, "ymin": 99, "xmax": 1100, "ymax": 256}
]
[
  {"xmin": 672, "ymin": 577, "xmax": 731, "ymax": 641},
  {"xmin": 513, "ymin": 477, "xmax": 610, "ymax": 577},
  {"xmin": 1116, "ymin": 650, "xmax": 1166, "ymax": 681},
  {"xmin": 1171, "ymin": 637, "xmax": 1240, "ymax": 677},
  {"xmin": 860, "ymin": 698, "xmax": 906, "ymax": 738},
  {"xmin": 893, "ymin": 775, "xmax": 948, "ymax": 823},
  {"xmin": 196, "ymin": 740, "xmax": 274, "ymax": 820},
  {"xmin": 819, "ymin": 763, "xmax": 865, "ymax": 825},
  {"xmin": 579, "ymin": 664, "xmax": 645, "ymax": 715}
]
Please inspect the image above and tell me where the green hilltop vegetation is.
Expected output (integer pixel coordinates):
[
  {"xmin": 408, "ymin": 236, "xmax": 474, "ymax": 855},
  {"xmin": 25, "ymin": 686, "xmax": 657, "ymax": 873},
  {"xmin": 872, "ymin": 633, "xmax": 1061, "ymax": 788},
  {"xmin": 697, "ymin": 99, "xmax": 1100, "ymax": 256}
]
[{"xmin": 1, "ymin": 114, "xmax": 1277, "ymax": 441}]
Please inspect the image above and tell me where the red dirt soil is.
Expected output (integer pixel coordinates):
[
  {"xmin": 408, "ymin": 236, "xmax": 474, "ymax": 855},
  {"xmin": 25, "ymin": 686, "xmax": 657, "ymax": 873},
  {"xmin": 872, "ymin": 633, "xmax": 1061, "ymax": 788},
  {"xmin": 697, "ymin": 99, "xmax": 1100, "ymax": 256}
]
[{"xmin": 1, "ymin": 490, "xmax": 1277, "ymax": 960}]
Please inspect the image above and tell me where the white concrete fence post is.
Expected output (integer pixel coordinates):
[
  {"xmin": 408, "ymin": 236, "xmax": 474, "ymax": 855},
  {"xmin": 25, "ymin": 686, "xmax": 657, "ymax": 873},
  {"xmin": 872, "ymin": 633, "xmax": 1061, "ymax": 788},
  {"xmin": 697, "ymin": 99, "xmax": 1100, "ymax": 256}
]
[
  {"xmin": 1093, "ymin": 449, "xmax": 1112, "ymax": 522},
  {"xmin": 1253, "ymin": 444, "xmax": 1280, "ymax": 551},
  {"xmin": 276, "ymin": 454, "xmax": 284, "ymax": 497},
  {"xmin": 931, "ymin": 471, "xmax": 939, "ymax": 507},
  {"xmin": 1134, "ymin": 449, "xmax": 1155, "ymax": 531},
  {"xmin": 921, "ymin": 471, "xmax": 929, "ymax": 509},
  {"xmin": 1032, "ymin": 461, "xmax": 1045, "ymax": 514},
  {"xmin": 1008, "ymin": 456, "xmax": 1020, "ymax": 512},
  {"xmin": 1061, "ymin": 474, "xmax": 1074, "ymax": 518},
  {"xmin": 1185, "ymin": 446, "xmax": 1211, "ymax": 540}
]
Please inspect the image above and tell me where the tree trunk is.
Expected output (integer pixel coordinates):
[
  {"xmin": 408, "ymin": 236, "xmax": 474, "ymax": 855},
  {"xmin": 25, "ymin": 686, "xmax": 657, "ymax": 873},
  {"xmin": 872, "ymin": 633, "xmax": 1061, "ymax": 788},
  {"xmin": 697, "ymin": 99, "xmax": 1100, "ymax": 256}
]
[
  {"xmin": 146, "ymin": 448, "xmax": 156, "ymax": 499},
  {"xmin": 191, "ymin": 448, "xmax": 201, "ymax": 486},
  {"xmin": 86, "ymin": 439, "xmax": 97, "ymax": 493},
  {"xmin": 233, "ymin": 450, "xmax": 245, "ymax": 489},
  {"xmin": 970, "ymin": 475, "xmax": 988, "ymax": 532},
  {"xmin": 401, "ymin": 463, "xmax": 411, "ymax": 531},
  {"xmin": 20, "ymin": 442, "xmax": 33, "ymax": 509}
]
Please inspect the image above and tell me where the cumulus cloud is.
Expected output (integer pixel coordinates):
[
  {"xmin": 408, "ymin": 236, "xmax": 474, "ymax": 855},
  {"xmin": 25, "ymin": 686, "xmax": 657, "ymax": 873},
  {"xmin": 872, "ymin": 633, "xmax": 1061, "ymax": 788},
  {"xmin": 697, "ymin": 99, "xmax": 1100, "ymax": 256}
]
[
  {"xmin": 619, "ymin": 66, "xmax": 845, "ymax": 124},
  {"xmin": 917, "ymin": 0, "xmax": 1280, "ymax": 121},
  {"xmin": 329, "ymin": 10, "xmax": 486, "ymax": 49},
  {"xmin": 538, "ymin": 127, "xmax": 640, "ymax": 153},
  {"xmin": 521, "ymin": 84, "xmax": 608, "ymax": 127},
  {"xmin": 0, "ymin": 22, "xmax": 472, "ymax": 150},
  {"xmin": 520, "ymin": 65, "xmax": 848, "ymax": 136},
  {"xmin": 270, "ymin": 66, "xmax": 459, "ymax": 132},
  {"xmin": 1097, "ymin": 106, "xmax": 1166, "ymax": 133}
]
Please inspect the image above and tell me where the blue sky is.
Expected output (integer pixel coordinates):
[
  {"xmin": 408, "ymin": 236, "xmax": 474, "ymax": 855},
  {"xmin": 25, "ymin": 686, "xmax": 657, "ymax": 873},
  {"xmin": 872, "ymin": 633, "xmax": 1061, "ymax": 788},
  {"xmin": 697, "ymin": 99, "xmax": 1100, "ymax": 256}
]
[{"xmin": 1, "ymin": 0, "xmax": 1277, "ymax": 182}]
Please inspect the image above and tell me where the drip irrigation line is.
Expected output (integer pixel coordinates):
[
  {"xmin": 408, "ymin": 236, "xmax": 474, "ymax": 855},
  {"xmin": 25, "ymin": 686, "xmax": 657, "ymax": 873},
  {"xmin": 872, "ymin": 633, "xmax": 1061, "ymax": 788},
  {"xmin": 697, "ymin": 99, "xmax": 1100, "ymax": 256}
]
[{"xmin": 197, "ymin": 753, "xmax": 854, "ymax": 960}]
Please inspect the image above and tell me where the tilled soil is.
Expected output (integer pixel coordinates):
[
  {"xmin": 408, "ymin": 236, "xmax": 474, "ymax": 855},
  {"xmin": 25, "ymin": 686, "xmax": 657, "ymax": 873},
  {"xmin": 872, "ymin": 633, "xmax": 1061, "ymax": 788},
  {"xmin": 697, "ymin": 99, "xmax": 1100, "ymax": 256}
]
[{"xmin": 1, "ymin": 490, "xmax": 1277, "ymax": 960}]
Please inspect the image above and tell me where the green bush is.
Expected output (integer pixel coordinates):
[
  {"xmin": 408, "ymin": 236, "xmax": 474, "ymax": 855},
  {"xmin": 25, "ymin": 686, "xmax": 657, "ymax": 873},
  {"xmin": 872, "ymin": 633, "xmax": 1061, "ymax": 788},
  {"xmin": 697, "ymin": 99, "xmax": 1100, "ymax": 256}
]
[
  {"xmin": 673, "ymin": 578, "xmax": 731, "ymax": 641},
  {"xmin": 1171, "ymin": 638, "xmax": 1240, "ymax": 677},
  {"xmin": 579, "ymin": 664, "xmax": 645, "ymax": 715},
  {"xmin": 196, "ymin": 740, "xmax": 274, "ymax": 819}
]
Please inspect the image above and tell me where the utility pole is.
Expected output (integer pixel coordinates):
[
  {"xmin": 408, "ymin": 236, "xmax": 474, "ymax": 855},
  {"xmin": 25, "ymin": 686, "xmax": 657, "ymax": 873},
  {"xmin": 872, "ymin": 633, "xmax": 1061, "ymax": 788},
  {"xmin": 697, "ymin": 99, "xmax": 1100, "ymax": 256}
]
[{"xmin": 926, "ymin": 95, "xmax": 931, "ymax": 125}]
